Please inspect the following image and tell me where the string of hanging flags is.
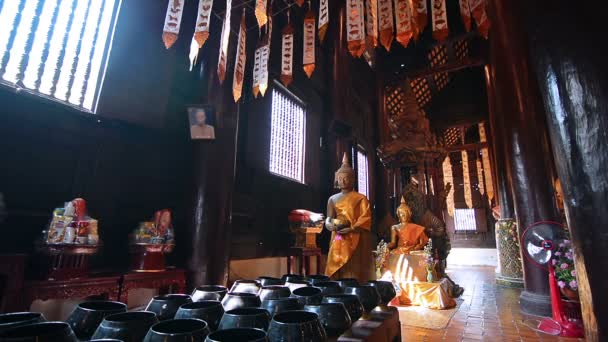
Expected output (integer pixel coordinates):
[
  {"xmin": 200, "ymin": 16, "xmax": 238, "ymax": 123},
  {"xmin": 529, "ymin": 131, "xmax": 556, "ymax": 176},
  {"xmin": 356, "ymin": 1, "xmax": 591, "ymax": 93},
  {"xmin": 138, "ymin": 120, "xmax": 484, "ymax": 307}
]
[{"xmin": 162, "ymin": 0, "xmax": 490, "ymax": 102}]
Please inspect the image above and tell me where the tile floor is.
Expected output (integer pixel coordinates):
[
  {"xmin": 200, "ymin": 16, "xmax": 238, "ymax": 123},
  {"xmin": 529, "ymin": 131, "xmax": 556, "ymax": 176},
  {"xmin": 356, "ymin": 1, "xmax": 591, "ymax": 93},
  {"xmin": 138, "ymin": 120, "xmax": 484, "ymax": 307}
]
[{"xmin": 400, "ymin": 265, "xmax": 585, "ymax": 341}]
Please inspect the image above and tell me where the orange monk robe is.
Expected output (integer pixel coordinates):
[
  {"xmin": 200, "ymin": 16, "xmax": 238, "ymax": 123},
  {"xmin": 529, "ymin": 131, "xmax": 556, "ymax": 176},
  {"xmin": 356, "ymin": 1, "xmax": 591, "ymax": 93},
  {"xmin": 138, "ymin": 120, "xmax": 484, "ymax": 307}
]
[
  {"xmin": 392, "ymin": 223, "xmax": 429, "ymax": 255},
  {"xmin": 325, "ymin": 191, "xmax": 373, "ymax": 282}
]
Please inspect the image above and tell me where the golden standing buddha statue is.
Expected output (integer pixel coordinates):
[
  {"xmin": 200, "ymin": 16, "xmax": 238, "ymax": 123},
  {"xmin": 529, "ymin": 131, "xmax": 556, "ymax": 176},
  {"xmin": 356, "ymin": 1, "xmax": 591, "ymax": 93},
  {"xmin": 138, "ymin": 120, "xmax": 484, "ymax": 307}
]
[
  {"xmin": 387, "ymin": 197, "xmax": 429, "ymax": 255},
  {"xmin": 324, "ymin": 153, "xmax": 373, "ymax": 282}
]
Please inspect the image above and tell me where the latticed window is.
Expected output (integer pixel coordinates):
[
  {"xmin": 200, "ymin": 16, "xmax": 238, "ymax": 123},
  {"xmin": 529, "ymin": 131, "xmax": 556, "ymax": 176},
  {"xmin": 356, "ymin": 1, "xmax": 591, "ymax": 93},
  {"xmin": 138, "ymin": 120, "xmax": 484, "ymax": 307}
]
[
  {"xmin": 269, "ymin": 87, "xmax": 306, "ymax": 183},
  {"xmin": 356, "ymin": 148, "xmax": 369, "ymax": 198},
  {"xmin": 0, "ymin": 0, "xmax": 121, "ymax": 112}
]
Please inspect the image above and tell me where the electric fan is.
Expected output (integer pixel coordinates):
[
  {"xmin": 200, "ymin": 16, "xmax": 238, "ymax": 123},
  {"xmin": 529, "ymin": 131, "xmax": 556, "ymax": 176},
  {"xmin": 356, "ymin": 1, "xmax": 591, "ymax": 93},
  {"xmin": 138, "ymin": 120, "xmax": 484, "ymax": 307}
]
[{"xmin": 521, "ymin": 221, "xmax": 584, "ymax": 338}]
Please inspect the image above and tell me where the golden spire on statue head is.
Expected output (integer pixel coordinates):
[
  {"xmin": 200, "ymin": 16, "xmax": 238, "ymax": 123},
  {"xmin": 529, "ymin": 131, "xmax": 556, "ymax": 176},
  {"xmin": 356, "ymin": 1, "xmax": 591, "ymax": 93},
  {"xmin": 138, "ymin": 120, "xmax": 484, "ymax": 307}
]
[
  {"xmin": 335, "ymin": 152, "xmax": 354, "ymax": 174},
  {"xmin": 397, "ymin": 195, "xmax": 412, "ymax": 223},
  {"xmin": 334, "ymin": 152, "xmax": 355, "ymax": 187}
]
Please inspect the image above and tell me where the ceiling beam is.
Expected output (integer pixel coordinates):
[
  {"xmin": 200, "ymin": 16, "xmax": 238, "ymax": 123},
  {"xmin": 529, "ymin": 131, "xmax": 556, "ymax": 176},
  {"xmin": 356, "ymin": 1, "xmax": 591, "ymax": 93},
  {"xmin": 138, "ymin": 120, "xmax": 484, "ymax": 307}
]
[
  {"xmin": 407, "ymin": 57, "xmax": 486, "ymax": 80},
  {"xmin": 445, "ymin": 142, "xmax": 488, "ymax": 152}
]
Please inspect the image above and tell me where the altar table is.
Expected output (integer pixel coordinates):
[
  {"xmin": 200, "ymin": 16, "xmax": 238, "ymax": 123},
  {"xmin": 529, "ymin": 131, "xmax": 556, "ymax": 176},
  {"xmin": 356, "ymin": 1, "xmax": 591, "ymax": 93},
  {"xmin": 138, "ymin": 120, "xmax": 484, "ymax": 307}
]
[{"xmin": 397, "ymin": 278, "xmax": 456, "ymax": 309}]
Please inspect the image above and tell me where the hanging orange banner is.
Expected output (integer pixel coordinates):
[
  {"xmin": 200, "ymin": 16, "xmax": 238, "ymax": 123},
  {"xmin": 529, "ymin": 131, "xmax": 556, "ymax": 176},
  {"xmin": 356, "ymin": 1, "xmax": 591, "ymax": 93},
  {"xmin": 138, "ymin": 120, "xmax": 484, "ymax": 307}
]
[
  {"xmin": 259, "ymin": 44, "xmax": 270, "ymax": 96},
  {"xmin": 346, "ymin": 0, "xmax": 365, "ymax": 57},
  {"xmin": 470, "ymin": 0, "xmax": 489, "ymax": 38},
  {"xmin": 252, "ymin": 43, "xmax": 262, "ymax": 98},
  {"xmin": 303, "ymin": 9, "xmax": 316, "ymax": 78},
  {"xmin": 459, "ymin": 0, "xmax": 471, "ymax": 32},
  {"xmin": 378, "ymin": 0, "xmax": 394, "ymax": 51},
  {"xmin": 318, "ymin": 0, "xmax": 329, "ymax": 42},
  {"xmin": 431, "ymin": 0, "xmax": 448, "ymax": 42},
  {"xmin": 281, "ymin": 24, "xmax": 294, "ymax": 86},
  {"xmin": 217, "ymin": 0, "xmax": 232, "ymax": 83},
  {"xmin": 233, "ymin": 11, "xmax": 247, "ymax": 102},
  {"xmin": 260, "ymin": 7, "xmax": 271, "ymax": 96},
  {"xmin": 413, "ymin": 0, "xmax": 427, "ymax": 34},
  {"xmin": 188, "ymin": 0, "xmax": 214, "ymax": 70},
  {"xmin": 162, "ymin": 0, "xmax": 184, "ymax": 49},
  {"xmin": 267, "ymin": 4, "xmax": 273, "ymax": 48},
  {"xmin": 394, "ymin": 0, "xmax": 414, "ymax": 47},
  {"xmin": 194, "ymin": 0, "xmax": 214, "ymax": 47},
  {"xmin": 366, "ymin": 0, "xmax": 378, "ymax": 47},
  {"xmin": 255, "ymin": 0, "xmax": 267, "ymax": 28}
]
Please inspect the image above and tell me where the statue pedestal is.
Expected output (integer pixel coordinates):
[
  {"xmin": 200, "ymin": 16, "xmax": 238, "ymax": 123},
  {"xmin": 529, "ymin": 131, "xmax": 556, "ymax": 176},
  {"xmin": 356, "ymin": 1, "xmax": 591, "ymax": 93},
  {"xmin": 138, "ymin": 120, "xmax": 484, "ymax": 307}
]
[
  {"xmin": 387, "ymin": 252, "xmax": 427, "ymax": 282},
  {"xmin": 397, "ymin": 278, "xmax": 456, "ymax": 309},
  {"xmin": 495, "ymin": 219, "xmax": 524, "ymax": 288}
]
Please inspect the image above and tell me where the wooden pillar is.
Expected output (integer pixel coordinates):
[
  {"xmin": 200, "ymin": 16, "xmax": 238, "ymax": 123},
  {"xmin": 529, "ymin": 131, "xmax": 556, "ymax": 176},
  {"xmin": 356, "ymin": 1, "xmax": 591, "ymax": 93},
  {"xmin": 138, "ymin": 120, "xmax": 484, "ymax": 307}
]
[
  {"xmin": 478, "ymin": 123, "xmax": 495, "ymax": 205},
  {"xmin": 485, "ymin": 65, "xmax": 514, "ymax": 220},
  {"xmin": 485, "ymin": 31, "xmax": 523, "ymax": 289},
  {"xmin": 527, "ymin": 2, "xmax": 608, "ymax": 339},
  {"xmin": 450, "ymin": 152, "xmax": 466, "ymax": 209},
  {"xmin": 487, "ymin": 0, "xmax": 560, "ymax": 317},
  {"xmin": 465, "ymin": 150, "xmax": 482, "ymax": 208},
  {"xmin": 185, "ymin": 56, "xmax": 239, "ymax": 286}
]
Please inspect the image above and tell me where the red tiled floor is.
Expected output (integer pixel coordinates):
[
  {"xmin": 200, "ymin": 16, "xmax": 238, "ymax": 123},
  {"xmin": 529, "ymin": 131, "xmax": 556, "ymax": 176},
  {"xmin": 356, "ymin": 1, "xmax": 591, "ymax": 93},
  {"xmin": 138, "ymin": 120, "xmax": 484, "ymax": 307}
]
[{"xmin": 399, "ymin": 265, "xmax": 585, "ymax": 341}]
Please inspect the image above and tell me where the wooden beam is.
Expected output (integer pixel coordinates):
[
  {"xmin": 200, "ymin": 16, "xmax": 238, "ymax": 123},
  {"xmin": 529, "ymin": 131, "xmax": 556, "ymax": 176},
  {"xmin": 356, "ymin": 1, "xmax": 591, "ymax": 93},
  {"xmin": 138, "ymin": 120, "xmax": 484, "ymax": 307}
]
[
  {"xmin": 407, "ymin": 57, "xmax": 486, "ymax": 79},
  {"xmin": 445, "ymin": 142, "xmax": 488, "ymax": 152}
]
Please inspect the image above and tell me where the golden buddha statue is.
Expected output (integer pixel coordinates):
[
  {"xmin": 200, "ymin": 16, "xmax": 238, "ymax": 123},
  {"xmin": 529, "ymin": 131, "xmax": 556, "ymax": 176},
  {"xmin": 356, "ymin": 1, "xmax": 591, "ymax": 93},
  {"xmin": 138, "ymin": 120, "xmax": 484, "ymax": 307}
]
[
  {"xmin": 387, "ymin": 197, "xmax": 429, "ymax": 255},
  {"xmin": 324, "ymin": 153, "xmax": 373, "ymax": 282}
]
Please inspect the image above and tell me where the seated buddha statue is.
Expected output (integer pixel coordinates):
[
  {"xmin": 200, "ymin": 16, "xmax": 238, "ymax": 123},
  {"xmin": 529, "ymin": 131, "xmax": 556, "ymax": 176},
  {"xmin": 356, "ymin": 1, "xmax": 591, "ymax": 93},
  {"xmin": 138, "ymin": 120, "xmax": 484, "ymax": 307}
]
[{"xmin": 387, "ymin": 197, "xmax": 429, "ymax": 255}]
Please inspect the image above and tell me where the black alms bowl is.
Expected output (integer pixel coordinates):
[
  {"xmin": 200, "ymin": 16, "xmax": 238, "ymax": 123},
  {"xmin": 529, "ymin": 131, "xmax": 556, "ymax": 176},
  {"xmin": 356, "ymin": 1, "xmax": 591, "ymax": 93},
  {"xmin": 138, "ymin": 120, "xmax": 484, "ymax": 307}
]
[
  {"xmin": 175, "ymin": 301, "xmax": 224, "ymax": 331},
  {"xmin": 143, "ymin": 318, "xmax": 210, "ymax": 342},
  {"xmin": 261, "ymin": 298, "xmax": 302, "ymax": 316},
  {"xmin": 221, "ymin": 292, "xmax": 261, "ymax": 311},
  {"xmin": 366, "ymin": 280, "xmax": 396, "ymax": 306},
  {"xmin": 335, "ymin": 278, "xmax": 359, "ymax": 290},
  {"xmin": 218, "ymin": 308, "xmax": 270, "ymax": 331},
  {"xmin": 230, "ymin": 280, "xmax": 262, "ymax": 295},
  {"xmin": 65, "ymin": 301, "xmax": 127, "ymax": 340},
  {"xmin": 343, "ymin": 286, "xmax": 381, "ymax": 315},
  {"xmin": 322, "ymin": 294, "xmax": 364, "ymax": 321},
  {"xmin": 267, "ymin": 310, "xmax": 326, "ymax": 342},
  {"xmin": 313, "ymin": 281, "xmax": 343, "ymax": 296},
  {"xmin": 0, "ymin": 321, "xmax": 77, "ymax": 342},
  {"xmin": 145, "ymin": 294, "xmax": 193, "ymax": 321},
  {"xmin": 257, "ymin": 277, "xmax": 284, "ymax": 287},
  {"xmin": 258, "ymin": 286, "xmax": 291, "ymax": 302},
  {"xmin": 191, "ymin": 286, "xmax": 228, "ymax": 302},
  {"xmin": 91, "ymin": 311, "xmax": 159, "ymax": 342},
  {"xmin": 304, "ymin": 275, "xmax": 330, "ymax": 285},
  {"xmin": 304, "ymin": 303, "xmax": 352, "ymax": 338},
  {"xmin": 205, "ymin": 328, "xmax": 267, "ymax": 342},
  {"xmin": 291, "ymin": 286, "xmax": 323, "ymax": 306},
  {"xmin": 0, "ymin": 312, "xmax": 45, "ymax": 333}
]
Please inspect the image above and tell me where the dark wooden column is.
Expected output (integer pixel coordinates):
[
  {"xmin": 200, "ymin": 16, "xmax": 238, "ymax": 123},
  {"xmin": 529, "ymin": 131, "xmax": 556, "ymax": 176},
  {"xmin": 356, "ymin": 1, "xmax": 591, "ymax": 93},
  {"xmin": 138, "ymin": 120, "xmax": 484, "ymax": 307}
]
[
  {"xmin": 449, "ymin": 152, "xmax": 466, "ymax": 209},
  {"xmin": 186, "ymin": 58, "xmax": 240, "ymax": 287},
  {"xmin": 465, "ymin": 150, "xmax": 482, "ymax": 208},
  {"xmin": 487, "ymin": 0, "xmax": 560, "ymax": 317},
  {"xmin": 527, "ymin": 2, "xmax": 608, "ymax": 339},
  {"xmin": 485, "ymin": 61, "xmax": 513, "ymax": 220}
]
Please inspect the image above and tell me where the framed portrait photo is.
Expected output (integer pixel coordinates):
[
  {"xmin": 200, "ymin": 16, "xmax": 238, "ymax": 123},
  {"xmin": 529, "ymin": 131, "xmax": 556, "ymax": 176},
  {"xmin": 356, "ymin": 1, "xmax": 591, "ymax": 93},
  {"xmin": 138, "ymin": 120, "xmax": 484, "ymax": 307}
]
[{"xmin": 188, "ymin": 105, "xmax": 216, "ymax": 140}]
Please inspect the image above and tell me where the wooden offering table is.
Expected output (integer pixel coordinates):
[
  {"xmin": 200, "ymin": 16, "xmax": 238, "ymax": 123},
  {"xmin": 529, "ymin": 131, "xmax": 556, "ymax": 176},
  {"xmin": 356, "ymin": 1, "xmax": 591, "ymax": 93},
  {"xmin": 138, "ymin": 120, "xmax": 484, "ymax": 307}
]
[
  {"xmin": 337, "ymin": 307, "xmax": 401, "ymax": 342},
  {"xmin": 286, "ymin": 247, "xmax": 322, "ymax": 276},
  {"xmin": 119, "ymin": 268, "xmax": 187, "ymax": 304},
  {"xmin": 22, "ymin": 273, "xmax": 121, "ymax": 310}
]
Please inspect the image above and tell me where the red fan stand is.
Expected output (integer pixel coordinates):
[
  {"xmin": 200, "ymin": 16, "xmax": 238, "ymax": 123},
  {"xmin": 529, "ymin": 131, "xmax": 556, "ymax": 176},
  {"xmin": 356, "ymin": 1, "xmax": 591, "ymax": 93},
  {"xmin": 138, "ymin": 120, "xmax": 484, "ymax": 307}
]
[
  {"xmin": 521, "ymin": 222, "xmax": 584, "ymax": 338},
  {"xmin": 537, "ymin": 261, "xmax": 584, "ymax": 337}
]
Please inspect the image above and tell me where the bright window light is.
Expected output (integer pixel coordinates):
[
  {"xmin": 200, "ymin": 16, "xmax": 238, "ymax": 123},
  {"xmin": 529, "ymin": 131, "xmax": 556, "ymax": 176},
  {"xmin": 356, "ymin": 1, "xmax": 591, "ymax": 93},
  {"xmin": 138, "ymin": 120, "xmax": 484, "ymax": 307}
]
[
  {"xmin": 269, "ymin": 87, "xmax": 306, "ymax": 184},
  {"xmin": 0, "ymin": 0, "xmax": 121, "ymax": 112},
  {"xmin": 356, "ymin": 148, "xmax": 369, "ymax": 198}
]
